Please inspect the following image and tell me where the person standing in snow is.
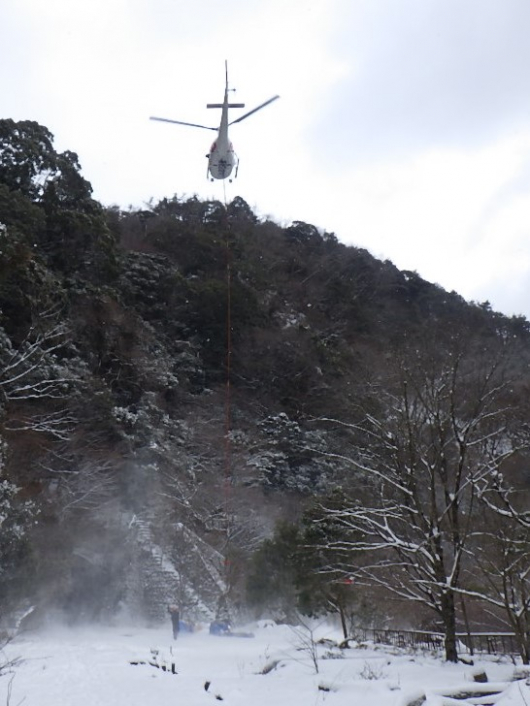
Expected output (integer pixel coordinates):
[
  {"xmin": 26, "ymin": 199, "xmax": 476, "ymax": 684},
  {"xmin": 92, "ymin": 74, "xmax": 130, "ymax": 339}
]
[{"xmin": 168, "ymin": 604, "xmax": 180, "ymax": 640}]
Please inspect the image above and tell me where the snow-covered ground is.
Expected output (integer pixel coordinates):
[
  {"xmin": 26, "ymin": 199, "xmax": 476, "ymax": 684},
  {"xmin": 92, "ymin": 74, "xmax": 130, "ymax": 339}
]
[{"xmin": 0, "ymin": 620, "xmax": 529, "ymax": 706}]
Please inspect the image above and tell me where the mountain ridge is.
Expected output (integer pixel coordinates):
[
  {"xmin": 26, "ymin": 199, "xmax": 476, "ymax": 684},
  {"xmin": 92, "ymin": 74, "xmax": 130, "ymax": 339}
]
[{"xmin": 0, "ymin": 119, "xmax": 529, "ymax": 634}]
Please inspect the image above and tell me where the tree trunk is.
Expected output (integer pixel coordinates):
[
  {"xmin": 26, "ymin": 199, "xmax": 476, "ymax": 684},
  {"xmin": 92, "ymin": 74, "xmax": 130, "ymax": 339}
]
[
  {"xmin": 441, "ymin": 590, "xmax": 458, "ymax": 663},
  {"xmin": 514, "ymin": 627, "xmax": 530, "ymax": 665},
  {"xmin": 521, "ymin": 643, "xmax": 529, "ymax": 666},
  {"xmin": 337, "ymin": 600, "xmax": 348, "ymax": 639},
  {"xmin": 459, "ymin": 594, "xmax": 474, "ymax": 656}
]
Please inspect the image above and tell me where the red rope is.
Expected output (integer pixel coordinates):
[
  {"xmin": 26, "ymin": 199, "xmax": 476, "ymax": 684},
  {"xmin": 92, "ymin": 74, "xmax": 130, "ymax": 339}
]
[{"xmin": 222, "ymin": 183, "xmax": 232, "ymax": 547}]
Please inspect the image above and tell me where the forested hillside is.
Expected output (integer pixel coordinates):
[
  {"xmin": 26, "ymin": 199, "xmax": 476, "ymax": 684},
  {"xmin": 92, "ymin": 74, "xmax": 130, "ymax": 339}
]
[{"xmin": 1, "ymin": 120, "xmax": 530, "ymax": 663}]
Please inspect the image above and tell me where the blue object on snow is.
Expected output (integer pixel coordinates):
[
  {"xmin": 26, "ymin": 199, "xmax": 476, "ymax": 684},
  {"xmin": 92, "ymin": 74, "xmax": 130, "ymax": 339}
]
[
  {"xmin": 179, "ymin": 620, "xmax": 194, "ymax": 633},
  {"xmin": 209, "ymin": 620, "xmax": 231, "ymax": 635}
]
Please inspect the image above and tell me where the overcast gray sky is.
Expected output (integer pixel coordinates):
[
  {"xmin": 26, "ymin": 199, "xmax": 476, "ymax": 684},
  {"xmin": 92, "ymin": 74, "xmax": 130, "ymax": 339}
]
[{"xmin": 2, "ymin": 0, "xmax": 530, "ymax": 318}]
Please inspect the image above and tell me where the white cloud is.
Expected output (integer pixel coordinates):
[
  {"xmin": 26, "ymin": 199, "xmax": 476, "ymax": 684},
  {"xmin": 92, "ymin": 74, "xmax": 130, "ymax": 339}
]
[{"xmin": 316, "ymin": 0, "xmax": 530, "ymax": 164}]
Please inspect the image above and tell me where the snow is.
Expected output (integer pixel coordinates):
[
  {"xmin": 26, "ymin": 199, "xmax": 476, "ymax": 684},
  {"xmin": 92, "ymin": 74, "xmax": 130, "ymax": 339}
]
[{"xmin": 1, "ymin": 620, "xmax": 529, "ymax": 706}]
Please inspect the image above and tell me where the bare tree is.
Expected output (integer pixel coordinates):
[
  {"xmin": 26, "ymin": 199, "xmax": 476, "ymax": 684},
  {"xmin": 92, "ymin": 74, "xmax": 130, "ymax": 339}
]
[
  {"xmin": 0, "ymin": 317, "xmax": 73, "ymax": 404},
  {"xmin": 471, "ymin": 516, "xmax": 530, "ymax": 663},
  {"xmin": 4, "ymin": 410, "xmax": 75, "ymax": 442},
  {"xmin": 467, "ymin": 464, "xmax": 530, "ymax": 663},
  {"xmin": 290, "ymin": 616, "xmax": 321, "ymax": 674},
  {"xmin": 0, "ymin": 637, "xmax": 22, "ymax": 679},
  {"xmin": 317, "ymin": 343, "xmax": 522, "ymax": 662},
  {"xmin": 0, "ymin": 313, "xmax": 79, "ymax": 450}
]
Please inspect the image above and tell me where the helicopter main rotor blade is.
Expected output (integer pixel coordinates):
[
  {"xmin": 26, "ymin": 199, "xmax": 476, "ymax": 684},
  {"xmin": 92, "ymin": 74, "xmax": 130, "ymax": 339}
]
[
  {"xmin": 150, "ymin": 116, "xmax": 217, "ymax": 131},
  {"xmin": 228, "ymin": 95, "xmax": 280, "ymax": 126}
]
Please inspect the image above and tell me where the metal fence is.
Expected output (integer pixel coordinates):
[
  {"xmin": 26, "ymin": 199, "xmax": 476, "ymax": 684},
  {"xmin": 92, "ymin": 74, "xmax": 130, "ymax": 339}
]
[{"xmin": 357, "ymin": 628, "xmax": 520, "ymax": 656}]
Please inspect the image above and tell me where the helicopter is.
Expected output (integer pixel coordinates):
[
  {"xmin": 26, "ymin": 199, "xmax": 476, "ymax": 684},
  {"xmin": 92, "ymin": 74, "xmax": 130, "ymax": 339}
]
[{"xmin": 150, "ymin": 62, "xmax": 279, "ymax": 181}]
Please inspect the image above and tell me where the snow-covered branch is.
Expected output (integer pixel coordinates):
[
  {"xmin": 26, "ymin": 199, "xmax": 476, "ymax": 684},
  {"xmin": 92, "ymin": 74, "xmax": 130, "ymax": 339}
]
[{"xmin": 0, "ymin": 319, "xmax": 75, "ymax": 403}]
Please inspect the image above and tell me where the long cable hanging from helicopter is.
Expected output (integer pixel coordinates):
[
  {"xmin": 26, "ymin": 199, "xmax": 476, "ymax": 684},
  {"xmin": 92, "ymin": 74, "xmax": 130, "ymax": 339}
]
[
  {"xmin": 222, "ymin": 176, "xmax": 233, "ymax": 553},
  {"xmin": 150, "ymin": 61, "xmax": 279, "ymax": 573}
]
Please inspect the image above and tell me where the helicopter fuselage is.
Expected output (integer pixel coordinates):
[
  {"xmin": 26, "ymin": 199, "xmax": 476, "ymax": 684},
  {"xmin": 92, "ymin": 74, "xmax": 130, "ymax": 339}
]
[
  {"xmin": 207, "ymin": 139, "xmax": 236, "ymax": 180},
  {"xmin": 206, "ymin": 87, "xmax": 241, "ymax": 180}
]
